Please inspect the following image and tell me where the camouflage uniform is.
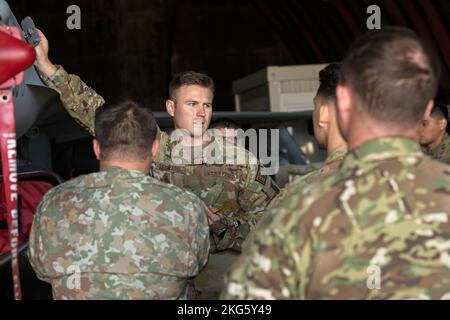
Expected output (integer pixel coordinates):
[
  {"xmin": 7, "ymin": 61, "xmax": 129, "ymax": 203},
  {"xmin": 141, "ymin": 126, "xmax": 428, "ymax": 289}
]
[
  {"xmin": 153, "ymin": 132, "xmax": 279, "ymax": 252},
  {"xmin": 39, "ymin": 66, "xmax": 279, "ymax": 252},
  {"xmin": 222, "ymin": 137, "xmax": 450, "ymax": 299},
  {"xmin": 28, "ymin": 166, "xmax": 210, "ymax": 300},
  {"xmin": 422, "ymin": 133, "xmax": 450, "ymax": 165},
  {"xmin": 267, "ymin": 144, "xmax": 347, "ymax": 211}
]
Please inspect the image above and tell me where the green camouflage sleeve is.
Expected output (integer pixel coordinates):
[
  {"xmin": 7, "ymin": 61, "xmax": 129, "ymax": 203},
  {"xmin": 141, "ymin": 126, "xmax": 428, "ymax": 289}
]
[
  {"xmin": 187, "ymin": 199, "xmax": 211, "ymax": 276},
  {"xmin": 38, "ymin": 65, "xmax": 105, "ymax": 136},
  {"xmin": 215, "ymin": 163, "xmax": 280, "ymax": 252},
  {"xmin": 221, "ymin": 212, "xmax": 306, "ymax": 300},
  {"xmin": 265, "ymin": 173, "xmax": 310, "ymax": 211}
]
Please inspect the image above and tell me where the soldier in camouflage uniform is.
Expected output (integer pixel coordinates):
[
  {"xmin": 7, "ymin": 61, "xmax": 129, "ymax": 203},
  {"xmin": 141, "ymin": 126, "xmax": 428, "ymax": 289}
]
[
  {"xmin": 420, "ymin": 101, "xmax": 450, "ymax": 164},
  {"xmin": 222, "ymin": 27, "xmax": 450, "ymax": 300},
  {"xmin": 266, "ymin": 63, "xmax": 347, "ymax": 211},
  {"xmin": 33, "ymin": 29, "xmax": 279, "ymax": 298},
  {"xmin": 28, "ymin": 99, "xmax": 210, "ymax": 299},
  {"xmin": 34, "ymin": 29, "xmax": 278, "ymax": 252}
]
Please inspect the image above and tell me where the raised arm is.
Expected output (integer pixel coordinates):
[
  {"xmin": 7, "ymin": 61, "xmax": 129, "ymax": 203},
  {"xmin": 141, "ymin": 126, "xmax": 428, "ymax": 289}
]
[{"xmin": 34, "ymin": 29, "xmax": 104, "ymax": 136}]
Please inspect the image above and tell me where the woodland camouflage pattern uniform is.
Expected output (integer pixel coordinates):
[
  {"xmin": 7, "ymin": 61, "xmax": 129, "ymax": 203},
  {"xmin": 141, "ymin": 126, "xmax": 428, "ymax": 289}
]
[
  {"xmin": 28, "ymin": 167, "xmax": 210, "ymax": 299},
  {"xmin": 38, "ymin": 66, "xmax": 279, "ymax": 252},
  {"xmin": 222, "ymin": 137, "xmax": 450, "ymax": 299},
  {"xmin": 422, "ymin": 133, "xmax": 450, "ymax": 165}
]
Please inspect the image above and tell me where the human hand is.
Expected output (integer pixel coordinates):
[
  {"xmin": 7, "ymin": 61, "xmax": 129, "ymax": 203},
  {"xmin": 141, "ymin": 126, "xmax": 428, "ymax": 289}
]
[{"xmin": 34, "ymin": 29, "xmax": 57, "ymax": 77}]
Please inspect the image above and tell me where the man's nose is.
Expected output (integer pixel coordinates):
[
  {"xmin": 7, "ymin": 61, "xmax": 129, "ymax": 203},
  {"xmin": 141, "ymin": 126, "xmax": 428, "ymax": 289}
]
[{"xmin": 196, "ymin": 105, "xmax": 206, "ymax": 117}]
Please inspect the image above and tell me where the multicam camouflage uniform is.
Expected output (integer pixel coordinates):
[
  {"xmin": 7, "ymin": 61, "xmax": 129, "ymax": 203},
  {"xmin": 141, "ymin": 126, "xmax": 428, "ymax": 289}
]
[
  {"xmin": 241, "ymin": 145, "xmax": 347, "ymax": 252},
  {"xmin": 267, "ymin": 144, "xmax": 347, "ymax": 211},
  {"xmin": 222, "ymin": 137, "xmax": 450, "ymax": 299},
  {"xmin": 422, "ymin": 133, "xmax": 450, "ymax": 165},
  {"xmin": 28, "ymin": 167, "xmax": 210, "ymax": 299},
  {"xmin": 38, "ymin": 66, "xmax": 279, "ymax": 252}
]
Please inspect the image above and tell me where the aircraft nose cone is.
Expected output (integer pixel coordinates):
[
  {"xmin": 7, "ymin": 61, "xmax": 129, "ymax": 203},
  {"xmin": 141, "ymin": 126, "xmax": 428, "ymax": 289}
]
[
  {"xmin": 0, "ymin": 28, "xmax": 36, "ymax": 86},
  {"xmin": 0, "ymin": 0, "xmax": 12, "ymax": 24}
]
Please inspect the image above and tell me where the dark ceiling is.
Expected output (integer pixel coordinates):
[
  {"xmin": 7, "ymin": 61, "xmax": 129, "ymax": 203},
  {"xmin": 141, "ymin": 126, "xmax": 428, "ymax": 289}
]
[
  {"xmin": 8, "ymin": 0, "xmax": 450, "ymax": 110},
  {"xmin": 254, "ymin": 0, "xmax": 450, "ymax": 91}
]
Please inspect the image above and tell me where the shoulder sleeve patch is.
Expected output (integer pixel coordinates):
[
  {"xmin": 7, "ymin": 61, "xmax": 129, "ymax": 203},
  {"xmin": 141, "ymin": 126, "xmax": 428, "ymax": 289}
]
[{"xmin": 255, "ymin": 167, "xmax": 268, "ymax": 185}]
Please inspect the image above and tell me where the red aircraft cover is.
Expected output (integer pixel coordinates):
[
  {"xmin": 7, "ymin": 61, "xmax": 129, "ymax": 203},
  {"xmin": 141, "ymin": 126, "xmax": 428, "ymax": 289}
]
[{"xmin": 0, "ymin": 27, "xmax": 35, "ymax": 87}]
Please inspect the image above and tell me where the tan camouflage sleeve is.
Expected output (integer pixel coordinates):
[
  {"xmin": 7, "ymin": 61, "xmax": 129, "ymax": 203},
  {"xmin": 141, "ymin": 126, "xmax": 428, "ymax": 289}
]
[
  {"xmin": 220, "ymin": 214, "xmax": 303, "ymax": 300},
  {"xmin": 241, "ymin": 164, "xmax": 280, "ymax": 214},
  {"xmin": 27, "ymin": 201, "xmax": 51, "ymax": 283},
  {"xmin": 38, "ymin": 65, "xmax": 105, "ymax": 136},
  {"xmin": 214, "ymin": 164, "xmax": 280, "ymax": 252},
  {"xmin": 187, "ymin": 199, "xmax": 211, "ymax": 277}
]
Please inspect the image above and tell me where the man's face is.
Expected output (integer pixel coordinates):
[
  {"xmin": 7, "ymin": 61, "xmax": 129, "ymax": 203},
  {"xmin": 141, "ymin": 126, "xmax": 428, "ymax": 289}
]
[
  {"xmin": 312, "ymin": 96, "xmax": 327, "ymax": 148},
  {"xmin": 169, "ymin": 85, "xmax": 213, "ymax": 137},
  {"xmin": 420, "ymin": 116, "xmax": 442, "ymax": 145}
]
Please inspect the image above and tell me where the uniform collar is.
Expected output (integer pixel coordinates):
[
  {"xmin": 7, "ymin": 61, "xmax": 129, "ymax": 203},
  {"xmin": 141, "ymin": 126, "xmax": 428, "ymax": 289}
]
[
  {"xmin": 325, "ymin": 144, "xmax": 348, "ymax": 164},
  {"xmin": 341, "ymin": 137, "xmax": 422, "ymax": 171},
  {"xmin": 431, "ymin": 133, "xmax": 450, "ymax": 159},
  {"xmin": 83, "ymin": 166, "xmax": 147, "ymax": 188}
]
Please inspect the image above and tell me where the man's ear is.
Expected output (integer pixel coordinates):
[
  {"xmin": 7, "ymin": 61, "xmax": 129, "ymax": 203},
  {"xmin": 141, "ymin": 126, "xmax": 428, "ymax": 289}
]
[
  {"xmin": 166, "ymin": 99, "xmax": 175, "ymax": 117},
  {"xmin": 335, "ymin": 85, "xmax": 352, "ymax": 134},
  {"xmin": 318, "ymin": 103, "xmax": 329, "ymax": 128},
  {"xmin": 423, "ymin": 100, "xmax": 434, "ymax": 120},
  {"xmin": 92, "ymin": 139, "xmax": 101, "ymax": 160},
  {"xmin": 150, "ymin": 138, "xmax": 160, "ymax": 159},
  {"xmin": 439, "ymin": 118, "xmax": 448, "ymax": 131}
]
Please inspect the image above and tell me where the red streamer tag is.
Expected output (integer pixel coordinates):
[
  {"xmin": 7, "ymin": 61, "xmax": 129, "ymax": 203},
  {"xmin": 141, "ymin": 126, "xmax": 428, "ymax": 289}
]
[{"xmin": 0, "ymin": 89, "xmax": 22, "ymax": 300}]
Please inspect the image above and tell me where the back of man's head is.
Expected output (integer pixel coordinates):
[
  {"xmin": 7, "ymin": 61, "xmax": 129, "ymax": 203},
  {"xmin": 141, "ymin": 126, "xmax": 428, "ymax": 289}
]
[
  {"xmin": 169, "ymin": 71, "xmax": 215, "ymax": 101},
  {"xmin": 340, "ymin": 27, "xmax": 441, "ymax": 127},
  {"xmin": 95, "ymin": 99, "xmax": 158, "ymax": 162},
  {"xmin": 317, "ymin": 63, "xmax": 341, "ymax": 104}
]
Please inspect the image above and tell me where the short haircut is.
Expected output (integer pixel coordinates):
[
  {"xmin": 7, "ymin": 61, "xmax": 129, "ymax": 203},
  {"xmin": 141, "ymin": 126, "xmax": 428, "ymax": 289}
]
[
  {"xmin": 94, "ymin": 98, "xmax": 158, "ymax": 161},
  {"xmin": 340, "ymin": 27, "xmax": 441, "ymax": 126},
  {"xmin": 431, "ymin": 100, "xmax": 449, "ymax": 120},
  {"xmin": 211, "ymin": 118, "xmax": 240, "ymax": 130},
  {"xmin": 316, "ymin": 63, "xmax": 341, "ymax": 103},
  {"xmin": 169, "ymin": 71, "xmax": 215, "ymax": 101}
]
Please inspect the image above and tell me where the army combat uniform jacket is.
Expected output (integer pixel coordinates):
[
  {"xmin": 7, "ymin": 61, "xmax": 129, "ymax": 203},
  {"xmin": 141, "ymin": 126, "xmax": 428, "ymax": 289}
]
[
  {"xmin": 267, "ymin": 144, "xmax": 347, "ymax": 210},
  {"xmin": 422, "ymin": 133, "xmax": 450, "ymax": 165},
  {"xmin": 38, "ymin": 66, "xmax": 279, "ymax": 252},
  {"xmin": 28, "ymin": 167, "xmax": 210, "ymax": 299},
  {"xmin": 222, "ymin": 137, "xmax": 450, "ymax": 299}
]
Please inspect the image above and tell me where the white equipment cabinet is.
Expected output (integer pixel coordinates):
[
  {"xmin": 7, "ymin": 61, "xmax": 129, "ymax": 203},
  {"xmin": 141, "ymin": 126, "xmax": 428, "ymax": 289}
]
[{"xmin": 233, "ymin": 64, "xmax": 328, "ymax": 112}]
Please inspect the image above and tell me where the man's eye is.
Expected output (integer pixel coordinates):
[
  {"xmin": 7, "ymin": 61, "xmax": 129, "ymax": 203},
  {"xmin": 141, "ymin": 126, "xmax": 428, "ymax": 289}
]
[
  {"xmin": 204, "ymin": 104, "xmax": 212, "ymax": 109},
  {"xmin": 187, "ymin": 102, "xmax": 196, "ymax": 107}
]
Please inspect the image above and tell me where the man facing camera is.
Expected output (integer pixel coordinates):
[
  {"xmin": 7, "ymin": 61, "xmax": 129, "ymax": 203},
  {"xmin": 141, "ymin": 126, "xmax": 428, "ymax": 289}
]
[
  {"xmin": 420, "ymin": 101, "xmax": 450, "ymax": 164},
  {"xmin": 28, "ymin": 99, "xmax": 210, "ymax": 299},
  {"xmin": 33, "ymin": 29, "xmax": 279, "ymax": 253}
]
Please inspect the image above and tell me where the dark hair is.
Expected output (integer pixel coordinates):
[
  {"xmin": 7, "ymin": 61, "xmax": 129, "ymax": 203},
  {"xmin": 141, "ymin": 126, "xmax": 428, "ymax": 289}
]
[
  {"xmin": 169, "ymin": 71, "xmax": 215, "ymax": 101},
  {"xmin": 431, "ymin": 100, "xmax": 449, "ymax": 120},
  {"xmin": 316, "ymin": 63, "xmax": 341, "ymax": 103},
  {"xmin": 340, "ymin": 27, "xmax": 441, "ymax": 126},
  {"xmin": 211, "ymin": 117, "xmax": 240, "ymax": 130},
  {"xmin": 94, "ymin": 98, "xmax": 158, "ymax": 161}
]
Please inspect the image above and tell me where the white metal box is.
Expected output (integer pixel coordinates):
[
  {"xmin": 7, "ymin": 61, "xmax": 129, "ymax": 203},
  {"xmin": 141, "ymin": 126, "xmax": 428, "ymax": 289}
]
[{"xmin": 233, "ymin": 64, "xmax": 328, "ymax": 112}]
